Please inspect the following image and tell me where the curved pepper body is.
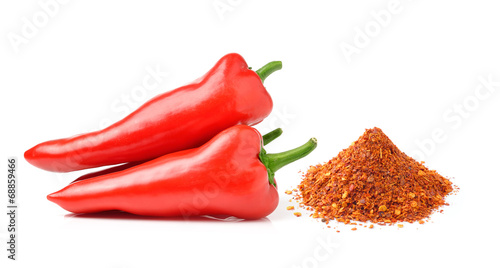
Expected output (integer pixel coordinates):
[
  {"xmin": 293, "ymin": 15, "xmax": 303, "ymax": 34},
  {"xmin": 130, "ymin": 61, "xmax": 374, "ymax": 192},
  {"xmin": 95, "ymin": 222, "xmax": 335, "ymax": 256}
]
[
  {"xmin": 25, "ymin": 53, "xmax": 273, "ymax": 172},
  {"xmin": 47, "ymin": 125, "xmax": 279, "ymax": 220}
]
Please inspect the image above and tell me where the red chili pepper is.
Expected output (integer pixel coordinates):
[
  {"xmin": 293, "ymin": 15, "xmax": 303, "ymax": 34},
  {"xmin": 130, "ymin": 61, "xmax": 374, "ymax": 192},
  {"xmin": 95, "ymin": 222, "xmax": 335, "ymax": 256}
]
[
  {"xmin": 47, "ymin": 126, "xmax": 316, "ymax": 219},
  {"xmin": 25, "ymin": 53, "xmax": 282, "ymax": 172}
]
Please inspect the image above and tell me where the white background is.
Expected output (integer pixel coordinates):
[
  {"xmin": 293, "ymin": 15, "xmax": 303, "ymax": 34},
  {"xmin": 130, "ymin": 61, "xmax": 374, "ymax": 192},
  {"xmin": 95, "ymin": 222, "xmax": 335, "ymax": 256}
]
[{"xmin": 1, "ymin": 1, "xmax": 499, "ymax": 267}]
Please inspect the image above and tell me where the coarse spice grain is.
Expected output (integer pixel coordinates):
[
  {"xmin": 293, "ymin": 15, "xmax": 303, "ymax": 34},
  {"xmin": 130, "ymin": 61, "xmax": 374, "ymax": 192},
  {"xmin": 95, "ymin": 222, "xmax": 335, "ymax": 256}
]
[{"xmin": 296, "ymin": 127, "xmax": 455, "ymax": 225}]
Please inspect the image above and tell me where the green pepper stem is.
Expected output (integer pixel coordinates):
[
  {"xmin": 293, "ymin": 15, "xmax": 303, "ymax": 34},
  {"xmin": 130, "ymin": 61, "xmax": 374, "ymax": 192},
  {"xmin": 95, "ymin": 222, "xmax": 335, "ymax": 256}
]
[
  {"xmin": 260, "ymin": 138, "xmax": 317, "ymax": 186},
  {"xmin": 255, "ymin": 61, "xmax": 282, "ymax": 83},
  {"xmin": 267, "ymin": 138, "xmax": 317, "ymax": 173},
  {"xmin": 262, "ymin": 128, "xmax": 283, "ymax": 146}
]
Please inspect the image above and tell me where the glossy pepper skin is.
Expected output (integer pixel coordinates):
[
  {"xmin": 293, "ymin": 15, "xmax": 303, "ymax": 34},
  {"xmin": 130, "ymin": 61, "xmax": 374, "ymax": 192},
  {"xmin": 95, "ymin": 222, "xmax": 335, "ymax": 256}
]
[
  {"xmin": 69, "ymin": 128, "xmax": 284, "ymax": 185},
  {"xmin": 47, "ymin": 126, "xmax": 317, "ymax": 219},
  {"xmin": 25, "ymin": 53, "xmax": 282, "ymax": 172}
]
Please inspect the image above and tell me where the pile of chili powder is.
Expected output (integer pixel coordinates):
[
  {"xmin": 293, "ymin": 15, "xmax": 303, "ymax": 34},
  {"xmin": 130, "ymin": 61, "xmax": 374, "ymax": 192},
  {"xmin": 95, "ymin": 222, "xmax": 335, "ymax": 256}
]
[{"xmin": 297, "ymin": 127, "xmax": 454, "ymax": 225}]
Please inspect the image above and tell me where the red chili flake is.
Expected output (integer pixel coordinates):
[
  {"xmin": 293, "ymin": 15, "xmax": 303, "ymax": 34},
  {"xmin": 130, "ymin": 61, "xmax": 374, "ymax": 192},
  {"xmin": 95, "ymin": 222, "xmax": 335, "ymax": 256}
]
[{"xmin": 296, "ymin": 127, "xmax": 456, "ymax": 226}]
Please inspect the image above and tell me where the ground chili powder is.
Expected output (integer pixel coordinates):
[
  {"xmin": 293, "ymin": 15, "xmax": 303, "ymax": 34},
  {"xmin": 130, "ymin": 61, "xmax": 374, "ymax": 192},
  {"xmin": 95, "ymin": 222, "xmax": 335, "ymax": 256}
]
[{"xmin": 296, "ymin": 127, "xmax": 454, "ymax": 225}]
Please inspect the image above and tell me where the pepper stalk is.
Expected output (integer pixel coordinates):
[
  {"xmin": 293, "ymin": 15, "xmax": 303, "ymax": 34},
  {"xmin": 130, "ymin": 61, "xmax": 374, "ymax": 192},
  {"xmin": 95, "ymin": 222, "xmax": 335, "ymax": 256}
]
[
  {"xmin": 262, "ymin": 128, "xmax": 283, "ymax": 146},
  {"xmin": 255, "ymin": 61, "xmax": 282, "ymax": 83},
  {"xmin": 259, "ymin": 132, "xmax": 317, "ymax": 187}
]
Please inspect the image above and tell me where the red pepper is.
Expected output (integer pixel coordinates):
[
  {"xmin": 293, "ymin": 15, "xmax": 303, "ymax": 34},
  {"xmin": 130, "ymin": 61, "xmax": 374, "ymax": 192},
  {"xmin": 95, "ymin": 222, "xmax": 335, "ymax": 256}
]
[
  {"xmin": 25, "ymin": 53, "xmax": 282, "ymax": 172},
  {"xmin": 47, "ymin": 126, "xmax": 316, "ymax": 219}
]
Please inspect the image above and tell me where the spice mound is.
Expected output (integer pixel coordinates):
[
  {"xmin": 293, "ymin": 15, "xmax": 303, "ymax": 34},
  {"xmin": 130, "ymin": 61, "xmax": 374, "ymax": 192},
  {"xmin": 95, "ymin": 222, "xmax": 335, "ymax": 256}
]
[{"xmin": 297, "ymin": 127, "xmax": 454, "ymax": 225}]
